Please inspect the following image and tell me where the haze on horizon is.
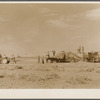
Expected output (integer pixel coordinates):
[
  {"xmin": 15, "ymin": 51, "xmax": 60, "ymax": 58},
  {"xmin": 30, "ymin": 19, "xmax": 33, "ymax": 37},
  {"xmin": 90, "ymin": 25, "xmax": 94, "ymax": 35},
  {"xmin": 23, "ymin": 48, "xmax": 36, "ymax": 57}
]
[{"xmin": 0, "ymin": 3, "xmax": 100, "ymax": 57}]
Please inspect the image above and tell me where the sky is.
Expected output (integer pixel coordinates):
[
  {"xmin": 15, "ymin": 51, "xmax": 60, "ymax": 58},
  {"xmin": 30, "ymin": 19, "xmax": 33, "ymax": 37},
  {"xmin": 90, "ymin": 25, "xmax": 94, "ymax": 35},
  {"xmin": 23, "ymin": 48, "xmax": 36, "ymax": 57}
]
[{"xmin": 0, "ymin": 3, "xmax": 100, "ymax": 57}]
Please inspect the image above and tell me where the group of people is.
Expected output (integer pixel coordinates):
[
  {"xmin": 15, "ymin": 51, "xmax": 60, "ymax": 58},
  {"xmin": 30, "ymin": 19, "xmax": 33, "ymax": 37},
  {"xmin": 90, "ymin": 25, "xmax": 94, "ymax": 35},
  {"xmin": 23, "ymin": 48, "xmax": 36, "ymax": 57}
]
[
  {"xmin": 38, "ymin": 56, "xmax": 44, "ymax": 64},
  {"xmin": 11, "ymin": 54, "xmax": 16, "ymax": 63}
]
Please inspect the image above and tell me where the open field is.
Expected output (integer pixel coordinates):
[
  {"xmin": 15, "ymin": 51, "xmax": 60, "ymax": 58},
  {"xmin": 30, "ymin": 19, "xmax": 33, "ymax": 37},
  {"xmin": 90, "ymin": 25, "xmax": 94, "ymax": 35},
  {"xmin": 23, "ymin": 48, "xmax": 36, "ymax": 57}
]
[{"xmin": 0, "ymin": 57, "xmax": 100, "ymax": 88}]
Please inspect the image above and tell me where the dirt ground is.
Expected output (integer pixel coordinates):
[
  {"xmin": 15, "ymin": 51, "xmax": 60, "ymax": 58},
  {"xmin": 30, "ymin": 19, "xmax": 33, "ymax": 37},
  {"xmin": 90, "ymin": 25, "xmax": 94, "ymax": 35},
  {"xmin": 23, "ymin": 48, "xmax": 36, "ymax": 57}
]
[{"xmin": 0, "ymin": 57, "xmax": 100, "ymax": 89}]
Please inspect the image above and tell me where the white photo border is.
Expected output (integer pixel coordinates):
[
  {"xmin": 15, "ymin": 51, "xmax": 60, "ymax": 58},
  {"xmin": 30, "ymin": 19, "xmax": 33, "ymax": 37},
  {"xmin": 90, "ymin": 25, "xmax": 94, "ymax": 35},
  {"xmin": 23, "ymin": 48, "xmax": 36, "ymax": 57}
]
[{"xmin": 0, "ymin": 1, "xmax": 100, "ymax": 99}]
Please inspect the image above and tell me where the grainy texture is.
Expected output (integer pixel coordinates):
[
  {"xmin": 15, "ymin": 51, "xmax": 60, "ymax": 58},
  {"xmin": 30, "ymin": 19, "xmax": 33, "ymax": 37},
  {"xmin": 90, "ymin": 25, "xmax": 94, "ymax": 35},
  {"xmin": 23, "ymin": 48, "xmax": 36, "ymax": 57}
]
[{"xmin": 0, "ymin": 57, "xmax": 100, "ymax": 89}]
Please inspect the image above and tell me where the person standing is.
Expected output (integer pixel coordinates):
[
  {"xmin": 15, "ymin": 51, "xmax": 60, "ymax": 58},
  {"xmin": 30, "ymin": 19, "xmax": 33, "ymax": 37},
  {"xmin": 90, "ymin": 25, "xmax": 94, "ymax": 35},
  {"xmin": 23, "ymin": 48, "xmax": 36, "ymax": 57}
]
[
  {"xmin": 38, "ymin": 56, "xmax": 40, "ymax": 63},
  {"xmin": 11, "ymin": 54, "xmax": 16, "ymax": 63},
  {"xmin": 52, "ymin": 50, "xmax": 56, "ymax": 57},
  {"xmin": 42, "ymin": 56, "xmax": 44, "ymax": 64},
  {"xmin": 46, "ymin": 51, "xmax": 50, "ymax": 63}
]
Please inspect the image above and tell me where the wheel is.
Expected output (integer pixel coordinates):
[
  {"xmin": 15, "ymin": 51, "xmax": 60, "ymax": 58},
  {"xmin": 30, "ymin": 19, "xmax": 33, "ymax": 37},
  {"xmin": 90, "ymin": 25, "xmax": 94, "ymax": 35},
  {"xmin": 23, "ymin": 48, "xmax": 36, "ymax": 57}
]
[{"xmin": 2, "ymin": 59, "xmax": 8, "ymax": 64}]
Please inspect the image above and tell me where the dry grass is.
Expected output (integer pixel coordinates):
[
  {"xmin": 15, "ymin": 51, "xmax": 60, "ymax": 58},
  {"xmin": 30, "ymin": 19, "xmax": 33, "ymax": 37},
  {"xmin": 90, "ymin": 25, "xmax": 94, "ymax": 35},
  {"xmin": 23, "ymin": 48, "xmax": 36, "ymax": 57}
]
[
  {"xmin": 0, "ymin": 58, "xmax": 100, "ymax": 88},
  {"xmin": 79, "ymin": 67, "xmax": 95, "ymax": 72},
  {"xmin": 0, "ymin": 75, "xmax": 4, "ymax": 78},
  {"xmin": 96, "ymin": 70, "xmax": 100, "ymax": 73},
  {"xmin": 66, "ymin": 75, "xmax": 92, "ymax": 84},
  {"xmin": 16, "ymin": 66, "xmax": 23, "ymax": 69}
]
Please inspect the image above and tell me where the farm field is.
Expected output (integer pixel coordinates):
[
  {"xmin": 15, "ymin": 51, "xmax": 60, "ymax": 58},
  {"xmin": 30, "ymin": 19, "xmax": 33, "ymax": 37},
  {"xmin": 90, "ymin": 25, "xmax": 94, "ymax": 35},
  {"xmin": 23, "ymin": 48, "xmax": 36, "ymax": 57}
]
[{"xmin": 0, "ymin": 57, "xmax": 100, "ymax": 88}]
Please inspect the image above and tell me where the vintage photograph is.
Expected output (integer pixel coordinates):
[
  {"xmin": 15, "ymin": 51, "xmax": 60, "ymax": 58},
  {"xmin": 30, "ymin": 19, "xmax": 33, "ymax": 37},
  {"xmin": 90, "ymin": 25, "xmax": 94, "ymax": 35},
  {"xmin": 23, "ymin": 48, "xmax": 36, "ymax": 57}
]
[{"xmin": 0, "ymin": 2, "xmax": 100, "ymax": 89}]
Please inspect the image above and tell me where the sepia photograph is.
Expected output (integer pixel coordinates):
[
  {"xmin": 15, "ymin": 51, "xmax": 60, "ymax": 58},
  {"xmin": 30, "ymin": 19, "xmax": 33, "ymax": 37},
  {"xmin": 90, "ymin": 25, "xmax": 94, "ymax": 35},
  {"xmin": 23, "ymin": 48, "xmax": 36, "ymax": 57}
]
[{"xmin": 0, "ymin": 2, "xmax": 100, "ymax": 90}]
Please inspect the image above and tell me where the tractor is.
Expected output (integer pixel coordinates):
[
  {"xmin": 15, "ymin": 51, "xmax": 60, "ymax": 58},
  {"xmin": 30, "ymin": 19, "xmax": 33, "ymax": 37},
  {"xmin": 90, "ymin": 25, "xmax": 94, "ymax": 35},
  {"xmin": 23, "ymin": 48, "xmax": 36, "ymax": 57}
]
[
  {"xmin": 46, "ymin": 51, "xmax": 81, "ymax": 63},
  {"xmin": 83, "ymin": 52, "xmax": 100, "ymax": 63},
  {"xmin": 0, "ymin": 54, "xmax": 10, "ymax": 64}
]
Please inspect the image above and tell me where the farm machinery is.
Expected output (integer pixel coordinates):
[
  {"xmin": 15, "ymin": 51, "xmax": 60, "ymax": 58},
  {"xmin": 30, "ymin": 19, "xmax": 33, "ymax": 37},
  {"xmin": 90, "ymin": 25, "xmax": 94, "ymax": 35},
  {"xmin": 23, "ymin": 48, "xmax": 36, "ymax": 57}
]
[
  {"xmin": 46, "ymin": 51, "xmax": 82, "ymax": 63},
  {"xmin": 0, "ymin": 53, "xmax": 16, "ymax": 64},
  {"xmin": 46, "ymin": 50, "xmax": 100, "ymax": 63},
  {"xmin": 0, "ymin": 54, "xmax": 10, "ymax": 64},
  {"xmin": 40, "ymin": 46, "xmax": 100, "ymax": 63},
  {"xmin": 83, "ymin": 52, "xmax": 100, "ymax": 63}
]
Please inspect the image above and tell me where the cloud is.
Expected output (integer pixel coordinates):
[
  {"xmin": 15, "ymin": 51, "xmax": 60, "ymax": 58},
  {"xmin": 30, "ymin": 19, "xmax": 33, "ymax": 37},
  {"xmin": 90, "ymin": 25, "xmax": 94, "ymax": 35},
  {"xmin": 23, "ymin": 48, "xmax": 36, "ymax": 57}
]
[
  {"xmin": 46, "ymin": 13, "xmax": 81, "ymax": 29},
  {"xmin": 27, "ymin": 5, "xmax": 33, "ymax": 7},
  {"xmin": 47, "ymin": 19, "xmax": 69, "ymax": 28},
  {"xmin": 86, "ymin": 8, "xmax": 100, "ymax": 20},
  {"xmin": 40, "ymin": 8, "xmax": 51, "ymax": 13},
  {"xmin": 39, "ymin": 7, "xmax": 57, "ymax": 17}
]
